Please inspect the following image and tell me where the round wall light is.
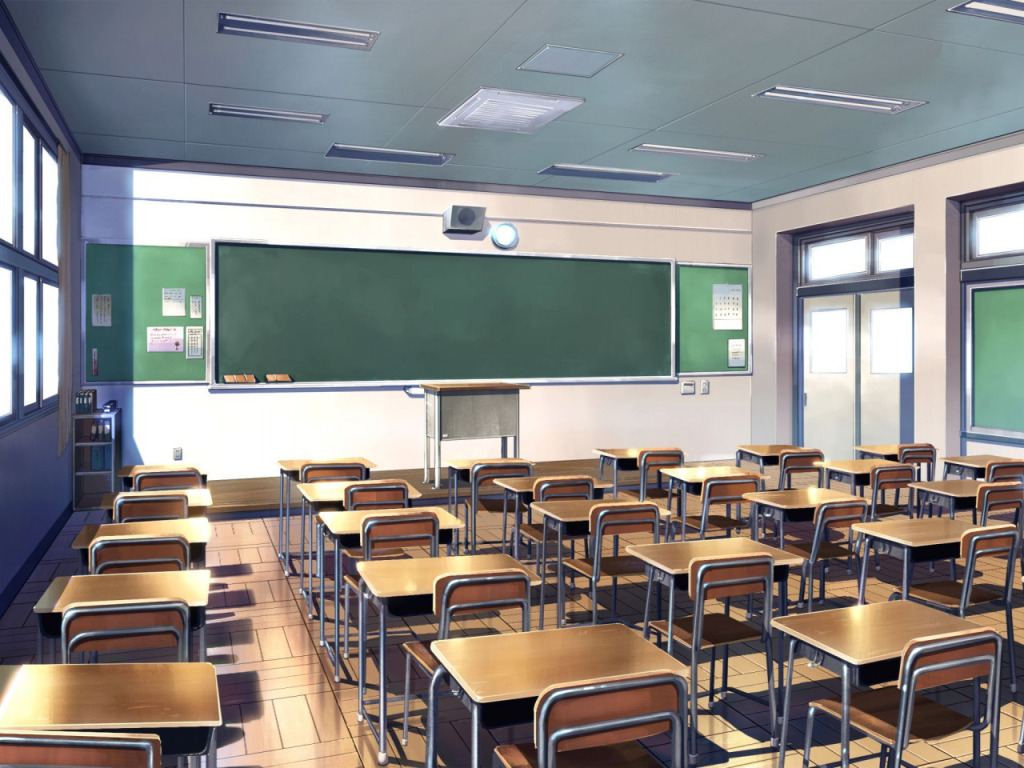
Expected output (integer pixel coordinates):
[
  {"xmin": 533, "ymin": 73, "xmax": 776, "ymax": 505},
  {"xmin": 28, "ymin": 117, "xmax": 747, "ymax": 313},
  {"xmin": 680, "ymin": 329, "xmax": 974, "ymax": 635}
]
[{"xmin": 490, "ymin": 222, "xmax": 519, "ymax": 250}]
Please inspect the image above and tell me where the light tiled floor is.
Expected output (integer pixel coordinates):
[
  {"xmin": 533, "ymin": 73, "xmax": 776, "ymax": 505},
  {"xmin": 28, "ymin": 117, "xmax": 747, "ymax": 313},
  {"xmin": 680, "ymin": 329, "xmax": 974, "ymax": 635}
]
[{"xmin": 2, "ymin": 468, "xmax": 1023, "ymax": 767}]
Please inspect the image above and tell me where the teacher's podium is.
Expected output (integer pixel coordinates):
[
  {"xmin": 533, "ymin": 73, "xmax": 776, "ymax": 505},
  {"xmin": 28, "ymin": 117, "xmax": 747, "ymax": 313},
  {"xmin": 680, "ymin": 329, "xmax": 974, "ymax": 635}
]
[{"xmin": 422, "ymin": 382, "xmax": 530, "ymax": 488}]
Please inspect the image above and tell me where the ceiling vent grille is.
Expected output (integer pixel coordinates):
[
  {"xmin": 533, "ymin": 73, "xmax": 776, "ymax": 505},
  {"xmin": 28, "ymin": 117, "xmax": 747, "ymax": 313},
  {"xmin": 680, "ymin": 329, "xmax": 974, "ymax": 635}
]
[{"xmin": 439, "ymin": 88, "xmax": 584, "ymax": 133}]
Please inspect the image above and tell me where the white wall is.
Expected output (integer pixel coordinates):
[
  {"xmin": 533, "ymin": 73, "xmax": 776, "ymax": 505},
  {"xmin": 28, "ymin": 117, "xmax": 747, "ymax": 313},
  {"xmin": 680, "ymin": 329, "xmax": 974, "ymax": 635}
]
[{"xmin": 82, "ymin": 166, "xmax": 753, "ymax": 479}]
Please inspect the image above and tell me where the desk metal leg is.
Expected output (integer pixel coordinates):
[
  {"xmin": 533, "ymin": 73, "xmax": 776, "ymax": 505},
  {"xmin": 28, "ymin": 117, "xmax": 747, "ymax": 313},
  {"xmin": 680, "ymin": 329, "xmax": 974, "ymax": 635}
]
[
  {"xmin": 377, "ymin": 599, "xmax": 388, "ymax": 765},
  {"xmin": 281, "ymin": 473, "xmax": 292, "ymax": 576},
  {"xmin": 901, "ymin": 551, "xmax": 912, "ymax": 600},
  {"xmin": 556, "ymin": 525, "xmax": 565, "ymax": 628},
  {"xmin": 333, "ymin": 535, "xmax": 342, "ymax": 681},
  {"xmin": 278, "ymin": 470, "xmax": 285, "ymax": 564},
  {"xmin": 358, "ymin": 586, "xmax": 367, "ymax": 723},
  {"xmin": 840, "ymin": 664, "xmax": 851, "ymax": 768},
  {"xmin": 612, "ymin": 461, "xmax": 619, "ymax": 497},
  {"xmin": 299, "ymin": 499, "xmax": 308, "ymax": 609},
  {"xmin": 425, "ymin": 664, "xmax": 445, "ymax": 768},
  {"xmin": 501, "ymin": 436, "xmax": 507, "ymax": 459},
  {"xmin": 433, "ymin": 406, "xmax": 442, "ymax": 489},
  {"xmin": 538, "ymin": 524, "xmax": 549, "ymax": 630},
  {"xmin": 857, "ymin": 536, "xmax": 871, "ymax": 604},
  {"xmin": 776, "ymin": 637, "xmax": 797, "ymax": 768},
  {"xmin": 470, "ymin": 701, "xmax": 480, "ymax": 768},
  {"xmin": 318, "ymin": 527, "xmax": 326, "ymax": 648}
]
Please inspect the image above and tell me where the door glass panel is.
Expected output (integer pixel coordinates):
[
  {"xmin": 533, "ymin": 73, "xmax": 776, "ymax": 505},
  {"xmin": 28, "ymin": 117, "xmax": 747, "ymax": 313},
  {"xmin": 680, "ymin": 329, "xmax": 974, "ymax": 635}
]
[
  {"xmin": 809, "ymin": 309, "xmax": 848, "ymax": 373},
  {"xmin": 869, "ymin": 307, "xmax": 913, "ymax": 374},
  {"xmin": 802, "ymin": 295, "xmax": 856, "ymax": 460}
]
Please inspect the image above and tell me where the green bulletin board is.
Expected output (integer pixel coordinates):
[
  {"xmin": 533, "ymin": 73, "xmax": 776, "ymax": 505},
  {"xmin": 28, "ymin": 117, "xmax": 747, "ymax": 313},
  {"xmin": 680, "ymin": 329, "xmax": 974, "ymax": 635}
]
[
  {"xmin": 84, "ymin": 244, "xmax": 208, "ymax": 382},
  {"xmin": 677, "ymin": 263, "xmax": 750, "ymax": 374},
  {"xmin": 969, "ymin": 282, "xmax": 1024, "ymax": 434}
]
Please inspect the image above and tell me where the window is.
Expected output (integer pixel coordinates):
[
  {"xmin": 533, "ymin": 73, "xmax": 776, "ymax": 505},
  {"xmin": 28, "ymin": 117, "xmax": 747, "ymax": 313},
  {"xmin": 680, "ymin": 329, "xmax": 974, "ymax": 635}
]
[
  {"xmin": 41, "ymin": 281, "xmax": 57, "ymax": 399},
  {"xmin": 21, "ymin": 126, "xmax": 36, "ymax": 256},
  {"xmin": 41, "ymin": 148, "xmax": 57, "ymax": 265},
  {"xmin": 0, "ymin": 93, "xmax": 12, "ymax": 246},
  {"xmin": 876, "ymin": 231, "xmax": 914, "ymax": 272},
  {"xmin": 806, "ymin": 237, "xmax": 867, "ymax": 281},
  {"xmin": 967, "ymin": 199, "xmax": 1024, "ymax": 261},
  {"xmin": 0, "ymin": 266, "xmax": 10, "ymax": 419},
  {"xmin": 800, "ymin": 220, "xmax": 914, "ymax": 284},
  {"xmin": 22, "ymin": 275, "xmax": 36, "ymax": 407}
]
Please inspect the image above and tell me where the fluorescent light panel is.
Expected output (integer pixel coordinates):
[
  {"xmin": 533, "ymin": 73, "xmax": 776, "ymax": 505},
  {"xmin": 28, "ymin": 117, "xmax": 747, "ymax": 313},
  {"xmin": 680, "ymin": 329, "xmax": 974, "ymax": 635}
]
[
  {"xmin": 518, "ymin": 44, "xmax": 623, "ymax": 78},
  {"xmin": 325, "ymin": 144, "xmax": 453, "ymax": 165},
  {"xmin": 631, "ymin": 143, "xmax": 763, "ymax": 162},
  {"xmin": 755, "ymin": 85, "xmax": 925, "ymax": 114},
  {"xmin": 209, "ymin": 103, "xmax": 328, "ymax": 124},
  {"xmin": 217, "ymin": 12, "xmax": 379, "ymax": 50},
  {"xmin": 538, "ymin": 164, "xmax": 674, "ymax": 183},
  {"xmin": 949, "ymin": 1, "xmax": 1024, "ymax": 23},
  {"xmin": 439, "ymin": 88, "xmax": 584, "ymax": 133}
]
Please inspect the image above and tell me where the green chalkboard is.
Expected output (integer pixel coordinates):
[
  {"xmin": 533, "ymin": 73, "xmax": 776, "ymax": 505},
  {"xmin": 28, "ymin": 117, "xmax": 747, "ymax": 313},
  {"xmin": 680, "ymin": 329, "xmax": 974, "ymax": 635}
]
[
  {"xmin": 214, "ymin": 243, "xmax": 672, "ymax": 382},
  {"xmin": 971, "ymin": 283, "xmax": 1024, "ymax": 434},
  {"xmin": 85, "ymin": 244, "xmax": 208, "ymax": 382},
  {"xmin": 677, "ymin": 264, "xmax": 750, "ymax": 374}
]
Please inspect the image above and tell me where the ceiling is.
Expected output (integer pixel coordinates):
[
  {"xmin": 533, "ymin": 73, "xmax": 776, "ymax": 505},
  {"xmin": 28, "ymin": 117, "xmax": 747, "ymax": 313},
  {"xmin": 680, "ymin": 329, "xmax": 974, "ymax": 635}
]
[{"xmin": 7, "ymin": 0, "xmax": 1024, "ymax": 204}]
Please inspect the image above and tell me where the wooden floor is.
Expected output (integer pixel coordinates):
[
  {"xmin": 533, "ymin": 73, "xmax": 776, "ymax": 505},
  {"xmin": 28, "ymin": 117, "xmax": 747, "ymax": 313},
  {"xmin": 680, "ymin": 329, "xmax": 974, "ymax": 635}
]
[{"xmin": 3, "ymin": 460, "xmax": 1024, "ymax": 767}]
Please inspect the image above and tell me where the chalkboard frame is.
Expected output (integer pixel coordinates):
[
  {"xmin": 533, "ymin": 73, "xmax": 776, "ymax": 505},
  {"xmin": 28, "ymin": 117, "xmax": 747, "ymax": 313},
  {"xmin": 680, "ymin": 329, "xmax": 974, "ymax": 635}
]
[
  {"xmin": 676, "ymin": 262, "xmax": 752, "ymax": 376},
  {"xmin": 964, "ymin": 278, "xmax": 1024, "ymax": 439},
  {"xmin": 208, "ymin": 240, "xmax": 678, "ymax": 388},
  {"xmin": 82, "ymin": 240, "xmax": 210, "ymax": 384}
]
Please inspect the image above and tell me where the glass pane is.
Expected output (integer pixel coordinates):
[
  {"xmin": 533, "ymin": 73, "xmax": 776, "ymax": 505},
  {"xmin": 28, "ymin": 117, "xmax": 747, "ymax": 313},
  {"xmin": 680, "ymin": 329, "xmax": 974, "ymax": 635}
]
[
  {"xmin": 806, "ymin": 236, "xmax": 868, "ymax": 281},
  {"xmin": 976, "ymin": 206, "xmax": 1024, "ymax": 257},
  {"xmin": 41, "ymin": 148, "xmax": 57, "ymax": 265},
  {"xmin": 41, "ymin": 281, "xmax": 57, "ymax": 399},
  {"xmin": 0, "ymin": 266, "xmax": 10, "ymax": 417},
  {"xmin": 809, "ymin": 308, "xmax": 848, "ymax": 373},
  {"xmin": 876, "ymin": 232, "xmax": 914, "ymax": 272},
  {"xmin": 22, "ymin": 276, "xmax": 36, "ymax": 405},
  {"xmin": 870, "ymin": 307, "xmax": 913, "ymax": 374},
  {"xmin": 0, "ymin": 93, "xmax": 12, "ymax": 245},
  {"xmin": 21, "ymin": 128, "xmax": 36, "ymax": 255}
]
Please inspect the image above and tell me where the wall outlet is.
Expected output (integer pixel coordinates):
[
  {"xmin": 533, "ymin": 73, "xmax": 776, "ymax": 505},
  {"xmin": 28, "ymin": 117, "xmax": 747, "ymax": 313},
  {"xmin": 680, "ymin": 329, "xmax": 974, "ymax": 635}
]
[
  {"xmin": 700, "ymin": 380, "xmax": 710, "ymax": 395},
  {"xmin": 680, "ymin": 380, "xmax": 696, "ymax": 395},
  {"xmin": 173, "ymin": 447, "xmax": 183, "ymax": 461}
]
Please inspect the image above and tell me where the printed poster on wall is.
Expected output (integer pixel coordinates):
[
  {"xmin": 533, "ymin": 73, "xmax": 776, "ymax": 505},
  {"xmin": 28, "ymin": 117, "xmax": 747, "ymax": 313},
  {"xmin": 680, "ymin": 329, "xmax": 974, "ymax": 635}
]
[
  {"xmin": 147, "ymin": 326, "xmax": 184, "ymax": 353},
  {"xmin": 91, "ymin": 294, "xmax": 111, "ymax": 326},
  {"xmin": 711, "ymin": 283, "xmax": 743, "ymax": 330}
]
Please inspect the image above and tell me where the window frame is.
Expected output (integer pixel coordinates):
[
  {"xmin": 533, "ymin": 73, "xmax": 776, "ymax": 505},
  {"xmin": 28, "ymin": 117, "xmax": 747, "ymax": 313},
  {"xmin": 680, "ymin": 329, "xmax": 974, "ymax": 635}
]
[
  {"xmin": 963, "ymin": 191, "xmax": 1024, "ymax": 267},
  {"xmin": 798, "ymin": 216, "xmax": 914, "ymax": 287}
]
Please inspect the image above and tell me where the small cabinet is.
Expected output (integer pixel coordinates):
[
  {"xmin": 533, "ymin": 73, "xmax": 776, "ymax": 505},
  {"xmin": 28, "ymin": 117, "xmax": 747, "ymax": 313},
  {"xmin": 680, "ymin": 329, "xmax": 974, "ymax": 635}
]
[{"xmin": 73, "ymin": 408, "xmax": 121, "ymax": 510}]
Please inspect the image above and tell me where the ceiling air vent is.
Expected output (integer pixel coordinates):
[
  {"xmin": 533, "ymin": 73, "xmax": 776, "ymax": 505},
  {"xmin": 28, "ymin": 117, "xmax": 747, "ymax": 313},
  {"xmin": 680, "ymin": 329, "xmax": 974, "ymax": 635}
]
[{"xmin": 438, "ymin": 87, "xmax": 584, "ymax": 133}]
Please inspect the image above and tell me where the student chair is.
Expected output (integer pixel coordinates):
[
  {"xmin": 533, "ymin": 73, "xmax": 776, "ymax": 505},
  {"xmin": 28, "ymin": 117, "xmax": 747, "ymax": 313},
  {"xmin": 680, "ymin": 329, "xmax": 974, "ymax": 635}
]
[
  {"xmin": 786, "ymin": 499, "xmax": 868, "ymax": 611},
  {"xmin": 89, "ymin": 534, "xmax": 190, "ymax": 574},
  {"xmin": 985, "ymin": 459, "xmax": 1024, "ymax": 485},
  {"xmin": 517, "ymin": 475, "xmax": 596, "ymax": 558},
  {"xmin": 804, "ymin": 628, "xmax": 1002, "ymax": 768},
  {"xmin": 868, "ymin": 464, "xmax": 915, "ymax": 520},
  {"xmin": 400, "ymin": 569, "xmax": 531, "ymax": 745},
  {"xmin": 61, "ymin": 598, "xmax": 190, "ymax": 663},
  {"xmin": 619, "ymin": 448, "xmax": 685, "ymax": 507},
  {"xmin": 894, "ymin": 523, "xmax": 1019, "ymax": 693},
  {"xmin": 977, "ymin": 481, "xmax": 1024, "ymax": 527},
  {"xmin": 0, "ymin": 731, "xmax": 161, "ymax": 768},
  {"xmin": 898, "ymin": 442, "xmax": 936, "ymax": 482},
  {"xmin": 134, "ymin": 469, "xmax": 202, "ymax": 491},
  {"xmin": 113, "ymin": 493, "xmax": 188, "ymax": 523},
  {"xmin": 461, "ymin": 460, "xmax": 532, "ymax": 554},
  {"xmin": 562, "ymin": 502, "xmax": 660, "ymax": 625},
  {"xmin": 649, "ymin": 554, "xmax": 775, "ymax": 763},
  {"xmin": 493, "ymin": 672, "xmax": 688, "ymax": 768},
  {"xmin": 777, "ymin": 449, "xmax": 824, "ymax": 490},
  {"xmin": 683, "ymin": 475, "xmax": 759, "ymax": 540}
]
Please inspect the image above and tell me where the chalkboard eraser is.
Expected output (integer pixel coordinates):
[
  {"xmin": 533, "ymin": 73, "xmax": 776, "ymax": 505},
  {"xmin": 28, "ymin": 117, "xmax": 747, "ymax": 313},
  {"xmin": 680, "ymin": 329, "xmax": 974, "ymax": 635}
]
[
  {"xmin": 266, "ymin": 373, "xmax": 293, "ymax": 383},
  {"xmin": 224, "ymin": 374, "xmax": 257, "ymax": 383}
]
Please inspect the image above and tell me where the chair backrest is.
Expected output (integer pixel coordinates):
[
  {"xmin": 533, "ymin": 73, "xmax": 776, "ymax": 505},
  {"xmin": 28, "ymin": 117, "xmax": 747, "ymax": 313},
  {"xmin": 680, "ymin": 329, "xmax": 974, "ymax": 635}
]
[
  {"xmin": 813, "ymin": 499, "xmax": 868, "ymax": 531},
  {"xmin": 134, "ymin": 469, "xmax": 202, "ymax": 491},
  {"xmin": 976, "ymin": 481, "xmax": 1024, "ymax": 524},
  {"xmin": 0, "ymin": 731, "xmax": 161, "ymax": 768},
  {"xmin": 432, "ymin": 569, "xmax": 531, "ymax": 637},
  {"xmin": 470, "ymin": 461, "xmax": 533, "ymax": 491},
  {"xmin": 89, "ymin": 534, "xmax": 190, "ymax": 574},
  {"xmin": 361, "ymin": 512, "xmax": 439, "ymax": 558},
  {"xmin": 898, "ymin": 628, "xmax": 1001, "ymax": 695},
  {"xmin": 777, "ymin": 449, "xmax": 824, "ymax": 490},
  {"xmin": 589, "ymin": 502, "xmax": 661, "ymax": 541},
  {"xmin": 961, "ymin": 524, "xmax": 1018, "ymax": 561},
  {"xmin": 61, "ymin": 598, "xmax": 190, "ymax": 663},
  {"xmin": 985, "ymin": 460, "xmax": 1024, "ymax": 483},
  {"xmin": 345, "ymin": 480, "xmax": 410, "ymax": 510},
  {"xmin": 637, "ymin": 449, "xmax": 684, "ymax": 498},
  {"xmin": 534, "ymin": 475, "xmax": 595, "ymax": 502},
  {"xmin": 898, "ymin": 443, "xmax": 936, "ymax": 481},
  {"xmin": 113, "ymin": 494, "xmax": 188, "ymax": 523},
  {"xmin": 870, "ymin": 464, "xmax": 915, "ymax": 494},
  {"xmin": 301, "ymin": 462, "xmax": 367, "ymax": 483},
  {"xmin": 533, "ymin": 672, "xmax": 686, "ymax": 766},
  {"xmin": 701, "ymin": 475, "xmax": 760, "ymax": 507},
  {"xmin": 688, "ymin": 554, "xmax": 773, "ymax": 604}
]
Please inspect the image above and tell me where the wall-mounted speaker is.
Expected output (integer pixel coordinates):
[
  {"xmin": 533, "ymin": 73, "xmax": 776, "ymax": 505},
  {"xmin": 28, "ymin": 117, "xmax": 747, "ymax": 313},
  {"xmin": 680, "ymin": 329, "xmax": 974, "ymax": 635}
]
[{"xmin": 443, "ymin": 205, "xmax": 486, "ymax": 233}]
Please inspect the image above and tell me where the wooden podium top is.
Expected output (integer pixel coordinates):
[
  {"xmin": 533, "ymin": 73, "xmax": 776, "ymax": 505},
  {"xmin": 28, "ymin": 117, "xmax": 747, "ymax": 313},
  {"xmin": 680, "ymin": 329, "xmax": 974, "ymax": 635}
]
[{"xmin": 420, "ymin": 381, "xmax": 530, "ymax": 393}]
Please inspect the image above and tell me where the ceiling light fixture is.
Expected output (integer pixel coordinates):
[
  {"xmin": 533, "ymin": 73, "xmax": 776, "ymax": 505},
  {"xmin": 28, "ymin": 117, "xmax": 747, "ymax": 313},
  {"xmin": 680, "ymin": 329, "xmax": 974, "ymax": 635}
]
[
  {"xmin": 439, "ymin": 87, "xmax": 584, "ymax": 133},
  {"xmin": 217, "ymin": 12, "xmax": 379, "ymax": 50},
  {"xmin": 209, "ymin": 103, "xmax": 328, "ymax": 124},
  {"xmin": 754, "ymin": 85, "xmax": 925, "ymax": 114},
  {"xmin": 949, "ymin": 1, "xmax": 1024, "ymax": 22},
  {"xmin": 325, "ymin": 144, "xmax": 453, "ymax": 165},
  {"xmin": 631, "ymin": 143, "xmax": 763, "ymax": 162},
  {"xmin": 518, "ymin": 44, "xmax": 623, "ymax": 78},
  {"xmin": 538, "ymin": 164, "xmax": 674, "ymax": 183}
]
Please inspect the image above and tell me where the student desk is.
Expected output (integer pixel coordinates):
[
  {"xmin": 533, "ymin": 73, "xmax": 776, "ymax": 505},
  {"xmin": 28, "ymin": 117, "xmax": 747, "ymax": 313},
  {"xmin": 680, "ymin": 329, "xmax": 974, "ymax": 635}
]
[
  {"xmin": 853, "ymin": 444, "xmax": 900, "ymax": 460},
  {"xmin": 34, "ymin": 569, "xmax": 212, "ymax": 662},
  {"xmin": 297, "ymin": 479, "xmax": 421, "ymax": 617},
  {"xmin": 660, "ymin": 464, "xmax": 768, "ymax": 519},
  {"xmin": 773, "ymin": 601, "xmax": 982, "ymax": 768},
  {"xmin": 852, "ymin": 517, "xmax": 998, "ymax": 602},
  {"xmin": 492, "ymin": 474, "xmax": 610, "ymax": 559},
  {"xmin": 444, "ymin": 457, "xmax": 535, "ymax": 552},
  {"xmin": 735, "ymin": 444, "xmax": 801, "ymax": 472},
  {"xmin": 743, "ymin": 487, "xmax": 861, "ymax": 545},
  {"xmin": 72, "ymin": 517, "xmax": 211, "ymax": 570},
  {"xmin": 100, "ymin": 487, "xmax": 213, "ymax": 518},
  {"xmin": 422, "ymin": 382, "xmax": 529, "ymax": 489},
  {"xmin": 941, "ymin": 454, "xmax": 1012, "ymax": 479},
  {"xmin": 316, "ymin": 506, "xmax": 461, "ymax": 681},
  {"xmin": 815, "ymin": 458, "xmax": 899, "ymax": 494},
  {"xmin": 909, "ymin": 479, "xmax": 982, "ymax": 520},
  {"xmin": 356, "ymin": 553, "xmax": 538, "ymax": 766},
  {"xmin": 593, "ymin": 447, "xmax": 684, "ymax": 497},
  {"xmin": 276, "ymin": 457, "xmax": 375, "ymax": 575},
  {"xmin": 531, "ymin": 498, "xmax": 673, "ymax": 629},
  {"xmin": 0, "ymin": 662, "xmax": 221, "ymax": 766},
  {"xmin": 426, "ymin": 622, "xmax": 688, "ymax": 768},
  {"xmin": 117, "ymin": 463, "xmax": 206, "ymax": 490}
]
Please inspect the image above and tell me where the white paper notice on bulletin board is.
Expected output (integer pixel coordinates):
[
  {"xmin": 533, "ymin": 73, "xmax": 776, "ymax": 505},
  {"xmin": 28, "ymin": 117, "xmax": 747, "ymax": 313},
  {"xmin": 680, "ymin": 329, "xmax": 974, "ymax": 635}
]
[
  {"xmin": 147, "ymin": 326, "xmax": 184, "ymax": 353},
  {"xmin": 728, "ymin": 338, "xmax": 746, "ymax": 368},
  {"xmin": 162, "ymin": 288, "xmax": 186, "ymax": 316},
  {"xmin": 712, "ymin": 283, "xmax": 743, "ymax": 330},
  {"xmin": 185, "ymin": 326, "xmax": 204, "ymax": 359},
  {"xmin": 91, "ymin": 294, "xmax": 111, "ymax": 327}
]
